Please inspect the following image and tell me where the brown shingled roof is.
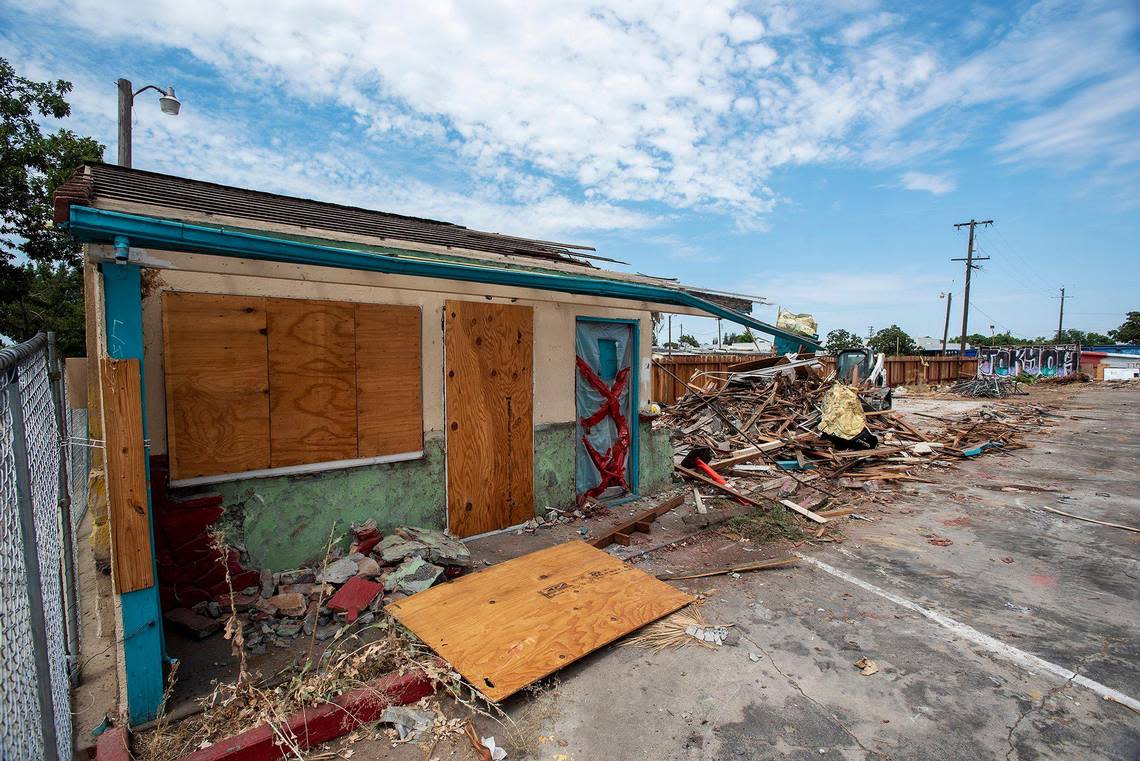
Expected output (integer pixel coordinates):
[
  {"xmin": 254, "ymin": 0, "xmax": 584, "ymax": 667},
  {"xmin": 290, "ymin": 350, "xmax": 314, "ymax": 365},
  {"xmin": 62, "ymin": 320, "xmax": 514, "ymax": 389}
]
[{"xmin": 53, "ymin": 163, "xmax": 599, "ymax": 267}]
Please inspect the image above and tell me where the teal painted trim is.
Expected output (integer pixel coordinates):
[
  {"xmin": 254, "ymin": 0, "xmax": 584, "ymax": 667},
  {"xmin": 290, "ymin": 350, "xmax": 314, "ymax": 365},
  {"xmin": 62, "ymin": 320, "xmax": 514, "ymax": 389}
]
[
  {"xmin": 102, "ymin": 263, "xmax": 166, "ymax": 725},
  {"xmin": 67, "ymin": 206, "xmax": 821, "ymax": 349},
  {"xmin": 576, "ymin": 316, "xmax": 641, "ymax": 495}
]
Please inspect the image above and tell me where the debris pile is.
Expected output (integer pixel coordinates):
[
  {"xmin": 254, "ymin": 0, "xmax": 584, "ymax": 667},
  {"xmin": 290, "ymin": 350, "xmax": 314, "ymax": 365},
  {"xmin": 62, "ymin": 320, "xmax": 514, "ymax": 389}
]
[
  {"xmin": 950, "ymin": 376, "xmax": 1027, "ymax": 398},
  {"xmin": 654, "ymin": 358, "xmax": 1043, "ymax": 536},
  {"xmin": 516, "ymin": 500, "xmax": 610, "ymax": 534},
  {"xmin": 164, "ymin": 524, "xmax": 471, "ymax": 653}
]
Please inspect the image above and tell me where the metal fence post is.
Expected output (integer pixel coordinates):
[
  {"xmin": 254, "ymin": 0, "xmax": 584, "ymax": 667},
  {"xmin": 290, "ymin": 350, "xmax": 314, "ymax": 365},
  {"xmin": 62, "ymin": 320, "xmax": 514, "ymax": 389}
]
[
  {"xmin": 5, "ymin": 365, "xmax": 60, "ymax": 761},
  {"xmin": 47, "ymin": 332, "xmax": 81, "ymax": 685}
]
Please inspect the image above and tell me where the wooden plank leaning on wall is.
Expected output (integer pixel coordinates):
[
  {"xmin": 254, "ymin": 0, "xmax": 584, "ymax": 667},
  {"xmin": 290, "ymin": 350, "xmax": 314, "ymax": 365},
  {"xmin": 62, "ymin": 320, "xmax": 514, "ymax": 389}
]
[{"xmin": 100, "ymin": 357, "xmax": 154, "ymax": 593}]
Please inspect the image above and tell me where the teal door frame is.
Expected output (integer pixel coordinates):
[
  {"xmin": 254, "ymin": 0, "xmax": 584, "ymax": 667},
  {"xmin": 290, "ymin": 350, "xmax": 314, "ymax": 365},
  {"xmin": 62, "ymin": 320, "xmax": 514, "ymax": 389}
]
[
  {"xmin": 102, "ymin": 259, "xmax": 167, "ymax": 725},
  {"xmin": 575, "ymin": 316, "xmax": 640, "ymax": 496}
]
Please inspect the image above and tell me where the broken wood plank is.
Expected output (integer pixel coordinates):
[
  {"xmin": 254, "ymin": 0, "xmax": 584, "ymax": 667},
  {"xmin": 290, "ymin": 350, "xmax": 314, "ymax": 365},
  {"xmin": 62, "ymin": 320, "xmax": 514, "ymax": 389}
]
[
  {"xmin": 101, "ymin": 358, "xmax": 155, "ymax": 593},
  {"xmin": 675, "ymin": 465, "xmax": 763, "ymax": 507},
  {"xmin": 656, "ymin": 556, "xmax": 798, "ymax": 580},
  {"xmin": 590, "ymin": 493, "xmax": 685, "ymax": 549},
  {"xmin": 386, "ymin": 541, "xmax": 693, "ymax": 701},
  {"xmin": 707, "ymin": 432, "xmax": 816, "ymax": 471},
  {"xmin": 1037, "ymin": 505, "xmax": 1140, "ymax": 534},
  {"xmin": 692, "ymin": 488, "xmax": 707, "ymax": 515},
  {"xmin": 816, "ymin": 507, "xmax": 857, "ymax": 518},
  {"xmin": 779, "ymin": 498, "xmax": 829, "ymax": 524}
]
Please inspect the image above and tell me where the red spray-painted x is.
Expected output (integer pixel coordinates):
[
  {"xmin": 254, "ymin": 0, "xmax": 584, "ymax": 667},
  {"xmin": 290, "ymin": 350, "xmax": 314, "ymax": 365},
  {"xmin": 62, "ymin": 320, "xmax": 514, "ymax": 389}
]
[{"xmin": 576, "ymin": 356, "xmax": 630, "ymax": 499}]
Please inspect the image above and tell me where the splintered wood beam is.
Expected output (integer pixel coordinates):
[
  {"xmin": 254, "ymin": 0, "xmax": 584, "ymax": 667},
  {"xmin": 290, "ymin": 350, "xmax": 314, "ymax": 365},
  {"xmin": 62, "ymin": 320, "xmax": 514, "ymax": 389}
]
[
  {"xmin": 590, "ymin": 493, "xmax": 684, "ymax": 550},
  {"xmin": 779, "ymin": 498, "xmax": 829, "ymax": 524},
  {"xmin": 675, "ymin": 465, "xmax": 763, "ymax": 507}
]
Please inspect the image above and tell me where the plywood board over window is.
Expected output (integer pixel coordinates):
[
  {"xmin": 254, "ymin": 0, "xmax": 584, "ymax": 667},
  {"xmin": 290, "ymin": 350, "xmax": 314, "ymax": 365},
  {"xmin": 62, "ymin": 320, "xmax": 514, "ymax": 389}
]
[
  {"xmin": 356, "ymin": 303, "xmax": 423, "ymax": 457},
  {"xmin": 445, "ymin": 299, "xmax": 534, "ymax": 537},
  {"xmin": 163, "ymin": 292, "xmax": 425, "ymax": 483},
  {"xmin": 162, "ymin": 293, "xmax": 270, "ymax": 481},
  {"xmin": 267, "ymin": 298, "xmax": 358, "ymax": 468}
]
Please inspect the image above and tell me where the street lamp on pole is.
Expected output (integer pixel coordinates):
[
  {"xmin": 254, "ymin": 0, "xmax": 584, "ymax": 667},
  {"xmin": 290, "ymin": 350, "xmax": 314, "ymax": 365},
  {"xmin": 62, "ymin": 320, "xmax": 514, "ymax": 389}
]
[{"xmin": 117, "ymin": 78, "xmax": 181, "ymax": 168}]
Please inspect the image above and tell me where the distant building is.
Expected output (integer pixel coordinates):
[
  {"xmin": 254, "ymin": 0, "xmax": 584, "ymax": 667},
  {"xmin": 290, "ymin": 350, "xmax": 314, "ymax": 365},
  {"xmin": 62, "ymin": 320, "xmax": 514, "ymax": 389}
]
[{"xmin": 912, "ymin": 336, "xmax": 970, "ymax": 356}]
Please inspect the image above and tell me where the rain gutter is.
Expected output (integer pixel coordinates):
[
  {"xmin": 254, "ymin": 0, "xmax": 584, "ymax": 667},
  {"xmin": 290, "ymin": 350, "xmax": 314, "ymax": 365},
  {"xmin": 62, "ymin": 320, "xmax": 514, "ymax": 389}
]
[{"xmin": 65, "ymin": 205, "xmax": 822, "ymax": 350}]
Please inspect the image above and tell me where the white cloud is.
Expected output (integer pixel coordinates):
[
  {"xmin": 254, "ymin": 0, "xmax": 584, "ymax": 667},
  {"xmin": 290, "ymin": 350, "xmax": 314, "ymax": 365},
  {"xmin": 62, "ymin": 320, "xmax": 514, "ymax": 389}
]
[
  {"xmin": 900, "ymin": 170, "xmax": 956, "ymax": 195},
  {"xmin": 5, "ymin": 0, "xmax": 1139, "ymax": 230},
  {"xmin": 997, "ymin": 70, "xmax": 1140, "ymax": 168}
]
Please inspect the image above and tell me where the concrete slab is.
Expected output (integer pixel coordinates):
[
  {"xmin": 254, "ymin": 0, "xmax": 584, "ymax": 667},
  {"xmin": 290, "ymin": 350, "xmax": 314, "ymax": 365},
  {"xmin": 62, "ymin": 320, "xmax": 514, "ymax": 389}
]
[{"xmin": 515, "ymin": 385, "xmax": 1140, "ymax": 760}]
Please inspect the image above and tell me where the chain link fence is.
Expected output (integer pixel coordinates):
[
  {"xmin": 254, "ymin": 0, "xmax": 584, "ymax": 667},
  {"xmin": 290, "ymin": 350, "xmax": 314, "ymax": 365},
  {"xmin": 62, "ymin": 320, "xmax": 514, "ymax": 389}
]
[{"xmin": 1, "ymin": 333, "xmax": 84, "ymax": 761}]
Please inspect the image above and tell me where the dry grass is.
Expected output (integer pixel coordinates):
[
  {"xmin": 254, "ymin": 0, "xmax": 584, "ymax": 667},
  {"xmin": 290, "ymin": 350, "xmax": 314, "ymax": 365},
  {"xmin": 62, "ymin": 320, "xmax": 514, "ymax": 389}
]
[
  {"xmin": 724, "ymin": 506, "xmax": 807, "ymax": 543},
  {"xmin": 621, "ymin": 605, "xmax": 730, "ymax": 652},
  {"xmin": 134, "ymin": 528, "xmax": 515, "ymax": 761}
]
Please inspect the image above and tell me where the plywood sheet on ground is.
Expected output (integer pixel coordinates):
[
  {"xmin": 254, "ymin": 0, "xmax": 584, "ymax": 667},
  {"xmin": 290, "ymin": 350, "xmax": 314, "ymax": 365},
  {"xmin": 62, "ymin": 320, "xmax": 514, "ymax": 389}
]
[{"xmin": 386, "ymin": 541, "xmax": 693, "ymax": 701}]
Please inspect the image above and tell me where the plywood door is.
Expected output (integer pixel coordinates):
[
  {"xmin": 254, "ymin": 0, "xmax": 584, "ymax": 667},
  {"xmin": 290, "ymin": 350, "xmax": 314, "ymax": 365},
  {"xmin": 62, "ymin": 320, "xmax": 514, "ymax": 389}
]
[
  {"xmin": 267, "ymin": 298, "xmax": 358, "ymax": 468},
  {"xmin": 356, "ymin": 303, "xmax": 423, "ymax": 457},
  {"xmin": 162, "ymin": 292, "xmax": 271, "ymax": 480},
  {"xmin": 445, "ymin": 300, "xmax": 533, "ymax": 537}
]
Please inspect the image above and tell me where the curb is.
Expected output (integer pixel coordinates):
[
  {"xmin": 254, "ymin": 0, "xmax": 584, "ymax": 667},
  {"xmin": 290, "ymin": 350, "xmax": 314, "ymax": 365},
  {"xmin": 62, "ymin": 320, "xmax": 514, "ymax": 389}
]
[
  {"xmin": 95, "ymin": 670, "xmax": 436, "ymax": 761},
  {"xmin": 94, "ymin": 727, "xmax": 131, "ymax": 761}
]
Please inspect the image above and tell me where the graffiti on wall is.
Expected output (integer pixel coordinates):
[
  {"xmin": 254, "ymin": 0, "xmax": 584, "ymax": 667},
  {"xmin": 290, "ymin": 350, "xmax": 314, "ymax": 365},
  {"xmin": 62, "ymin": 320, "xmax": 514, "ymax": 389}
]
[{"xmin": 977, "ymin": 345, "xmax": 1079, "ymax": 378}]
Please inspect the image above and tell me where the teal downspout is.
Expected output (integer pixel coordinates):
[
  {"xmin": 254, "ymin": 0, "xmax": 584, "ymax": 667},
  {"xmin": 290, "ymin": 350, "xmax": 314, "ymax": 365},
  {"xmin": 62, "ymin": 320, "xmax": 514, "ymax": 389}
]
[
  {"xmin": 66, "ymin": 206, "xmax": 822, "ymax": 350},
  {"xmin": 102, "ymin": 262, "xmax": 166, "ymax": 725}
]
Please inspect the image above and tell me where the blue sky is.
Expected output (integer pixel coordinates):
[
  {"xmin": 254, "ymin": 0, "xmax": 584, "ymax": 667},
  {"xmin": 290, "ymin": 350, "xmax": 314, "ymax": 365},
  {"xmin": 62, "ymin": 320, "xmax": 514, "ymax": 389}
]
[{"xmin": 4, "ymin": 0, "xmax": 1138, "ymax": 345}]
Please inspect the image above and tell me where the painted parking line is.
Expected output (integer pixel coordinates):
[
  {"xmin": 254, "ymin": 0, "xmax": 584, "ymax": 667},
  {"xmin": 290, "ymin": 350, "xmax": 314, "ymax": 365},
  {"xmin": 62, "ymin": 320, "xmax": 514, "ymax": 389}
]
[{"xmin": 797, "ymin": 553, "xmax": 1140, "ymax": 713}]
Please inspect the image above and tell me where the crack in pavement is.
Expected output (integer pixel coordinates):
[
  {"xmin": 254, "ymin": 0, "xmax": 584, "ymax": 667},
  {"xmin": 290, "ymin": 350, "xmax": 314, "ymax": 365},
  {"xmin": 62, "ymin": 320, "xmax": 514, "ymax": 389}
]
[
  {"xmin": 1004, "ymin": 639, "xmax": 1109, "ymax": 761},
  {"xmin": 740, "ymin": 630, "xmax": 891, "ymax": 760}
]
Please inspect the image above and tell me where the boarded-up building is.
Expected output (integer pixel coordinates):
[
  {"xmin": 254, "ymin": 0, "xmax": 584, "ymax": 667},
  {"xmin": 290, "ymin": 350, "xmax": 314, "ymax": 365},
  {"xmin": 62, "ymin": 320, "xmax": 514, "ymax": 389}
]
[{"xmin": 56, "ymin": 162, "xmax": 817, "ymax": 723}]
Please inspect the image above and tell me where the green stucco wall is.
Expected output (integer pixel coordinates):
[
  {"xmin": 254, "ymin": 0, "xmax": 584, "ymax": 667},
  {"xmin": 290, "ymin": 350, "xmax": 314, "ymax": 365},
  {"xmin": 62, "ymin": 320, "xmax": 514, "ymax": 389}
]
[
  {"xmin": 638, "ymin": 420, "xmax": 675, "ymax": 494},
  {"xmin": 189, "ymin": 421, "xmax": 673, "ymax": 571},
  {"xmin": 199, "ymin": 436, "xmax": 447, "ymax": 570},
  {"xmin": 534, "ymin": 423, "xmax": 576, "ymax": 515}
]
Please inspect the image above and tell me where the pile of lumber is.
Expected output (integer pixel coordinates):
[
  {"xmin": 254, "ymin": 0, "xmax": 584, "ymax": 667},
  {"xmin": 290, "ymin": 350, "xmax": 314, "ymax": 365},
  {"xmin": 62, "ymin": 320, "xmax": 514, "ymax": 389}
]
[{"xmin": 654, "ymin": 361, "xmax": 1042, "ymax": 529}]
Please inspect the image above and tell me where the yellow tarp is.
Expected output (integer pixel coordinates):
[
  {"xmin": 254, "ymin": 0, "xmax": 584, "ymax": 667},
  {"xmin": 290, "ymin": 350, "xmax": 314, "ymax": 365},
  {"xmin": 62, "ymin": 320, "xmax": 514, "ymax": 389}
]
[{"xmin": 818, "ymin": 383, "xmax": 866, "ymax": 439}]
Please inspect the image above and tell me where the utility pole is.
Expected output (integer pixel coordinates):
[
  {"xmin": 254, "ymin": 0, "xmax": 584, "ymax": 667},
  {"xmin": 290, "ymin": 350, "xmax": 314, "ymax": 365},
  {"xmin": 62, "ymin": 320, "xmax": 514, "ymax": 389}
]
[
  {"xmin": 952, "ymin": 219, "xmax": 993, "ymax": 371},
  {"xmin": 1056, "ymin": 287, "xmax": 1066, "ymax": 342},
  {"xmin": 940, "ymin": 292, "xmax": 953, "ymax": 354},
  {"xmin": 667, "ymin": 315, "xmax": 672, "ymax": 356}
]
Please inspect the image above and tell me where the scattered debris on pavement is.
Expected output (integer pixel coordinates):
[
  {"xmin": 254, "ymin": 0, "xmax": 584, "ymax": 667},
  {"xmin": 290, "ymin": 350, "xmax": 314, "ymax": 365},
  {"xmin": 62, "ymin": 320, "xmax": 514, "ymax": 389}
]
[
  {"xmin": 951, "ymin": 376, "xmax": 1027, "ymax": 398},
  {"xmin": 854, "ymin": 657, "xmax": 880, "ymax": 676},
  {"xmin": 623, "ymin": 605, "xmax": 734, "ymax": 651}
]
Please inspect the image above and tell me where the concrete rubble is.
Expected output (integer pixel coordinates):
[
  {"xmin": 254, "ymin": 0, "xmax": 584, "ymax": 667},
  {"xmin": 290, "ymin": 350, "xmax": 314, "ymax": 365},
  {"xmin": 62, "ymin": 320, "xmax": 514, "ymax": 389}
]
[{"xmin": 180, "ymin": 525, "xmax": 472, "ymax": 652}]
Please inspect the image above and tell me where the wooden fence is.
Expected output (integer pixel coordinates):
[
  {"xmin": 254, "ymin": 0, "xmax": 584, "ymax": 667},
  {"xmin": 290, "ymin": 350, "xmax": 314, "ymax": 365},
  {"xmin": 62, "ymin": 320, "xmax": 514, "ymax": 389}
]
[
  {"xmin": 651, "ymin": 353, "xmax": 977, "ymax": 404},
  {"xmin": 651, "ymin": 354, "xmax": 758, "ymax": 404}
]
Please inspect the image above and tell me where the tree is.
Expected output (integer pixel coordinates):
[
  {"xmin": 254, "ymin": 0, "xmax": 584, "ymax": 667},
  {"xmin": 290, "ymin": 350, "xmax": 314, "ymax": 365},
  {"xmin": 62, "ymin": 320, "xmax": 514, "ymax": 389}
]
[
  {"xmin": 1109, "ymin": 312, "xmax": 1140, "ymax": 344},
  {"xmin": 678, "ymin": 333, "xmax": 699, "ymax": 347},
  {"xmin": 723, "ymin": 329, "xmax": 755, "ymax": 344},
  {"xmin": 0, "ymin": 58, "xmax": 104, "ymax": 352},
  {"xmin": 823, "ymin": 328, "xmax": 863, "ymax": 354},
  {"xmin": 1052, "ymin": 329, "xmax": 1112, "ymax": 346},
  {"xmin": 867, "ymin": 325, "xmax": 918, "ymax": 356},
  {"xmin": 0, "ymin": 262, "xmax": 85, "ymax": 355},
  {"xmin": 650, "ymin": 312, "xmax": 663, "ymax": 344}
]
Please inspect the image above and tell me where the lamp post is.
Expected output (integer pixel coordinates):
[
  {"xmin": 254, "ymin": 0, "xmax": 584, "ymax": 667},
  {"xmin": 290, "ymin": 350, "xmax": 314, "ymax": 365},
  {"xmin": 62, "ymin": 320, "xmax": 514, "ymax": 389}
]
[{"xmin": 117, "ymin": 78, "xmax": 181, "ymax": 167}]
